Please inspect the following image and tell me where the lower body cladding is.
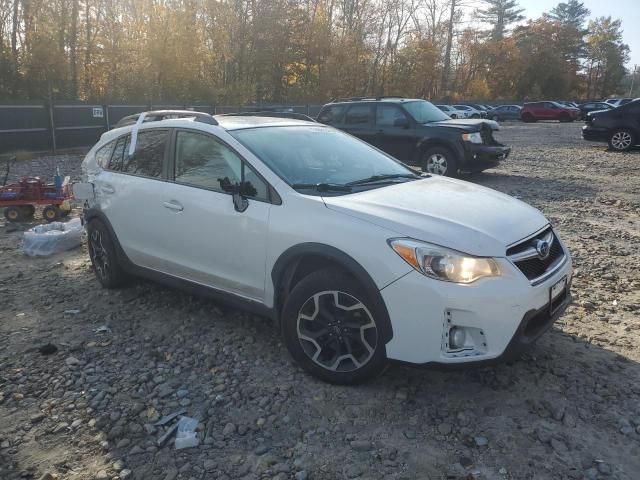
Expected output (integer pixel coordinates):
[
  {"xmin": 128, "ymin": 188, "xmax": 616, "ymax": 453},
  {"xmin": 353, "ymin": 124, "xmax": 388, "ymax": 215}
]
[
  {"xmin": 380, "ymin": 255, "xmax": 572, "ymax": 365},
  {"xmin": 581, "ymin": 125, "xmax": 610, "ymax": 142}
]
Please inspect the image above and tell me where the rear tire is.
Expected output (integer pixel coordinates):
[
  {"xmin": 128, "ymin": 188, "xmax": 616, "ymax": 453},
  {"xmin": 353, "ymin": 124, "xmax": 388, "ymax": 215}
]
[
  {"xmin": 86, "ymin": 219, "xmax": 129, "ymax": 288},
  {"xmin": 4, "ymin": 206, "xmax": 22, "ymax": 222},
  {"xmin": 421, "ymin": 146, "xmax": 459, "ymax": 177},
  {"xmin": 42, "ymin": 205, "xmax": 61, "ymax": 222},
  {"xmin": 490, "ymin": 115, "xmax": 500, "ymax": 121},
  {"xmin": 608, "ymin": 129, "xmax": 635, "ymax": 152},
  {"xmin": 281, "ymin": 268, "xmax": 388, "ymax": 385},
  {"xmin": 522, "ymin": 113, "xmax": 536, "ymax": 123}
]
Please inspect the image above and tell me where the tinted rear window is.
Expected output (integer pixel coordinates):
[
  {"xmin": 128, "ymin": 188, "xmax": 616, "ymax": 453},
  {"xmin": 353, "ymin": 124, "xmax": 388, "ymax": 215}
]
[
  {"xmin": 317, "ymin": 105, "xmax": 346, "ymax": 125},
  {"xmin": 122, "ymin": 129, "xmax": 169, "ymax": 178},
  {"xmin": 345, "ymin": 105, "xmax": 373, "ymax": 124}
]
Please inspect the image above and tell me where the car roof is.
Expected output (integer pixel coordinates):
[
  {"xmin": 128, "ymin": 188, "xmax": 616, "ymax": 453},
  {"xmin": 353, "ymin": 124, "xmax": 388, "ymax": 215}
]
[
  {"xmin": 214, "ymin": 115, "xmax": 316, "ymax": 130},
  {"xmin": 327, "ymin": 97, "xmax": 423, "ymax": 106}
]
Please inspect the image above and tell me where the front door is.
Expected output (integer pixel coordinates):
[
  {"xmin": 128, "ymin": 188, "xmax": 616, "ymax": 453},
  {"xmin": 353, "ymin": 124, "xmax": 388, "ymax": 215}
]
[
  {"xmin": 158, "ymin": 129, "xmax": 272, "ymax": 301},
  {"xmin": 371, "ymin": 104, "xmax": 416, "ymax": 161}
]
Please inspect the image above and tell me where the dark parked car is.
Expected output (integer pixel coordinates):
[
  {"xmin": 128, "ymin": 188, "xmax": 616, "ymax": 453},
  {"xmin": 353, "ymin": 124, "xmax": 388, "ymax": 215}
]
[
  {"xmin": 582, "ymin": 99, "xmax": 640, "ymax": 152},
  {"xmin": 577, "ymin": 101, "xmax": 612, "ymax": 118},
  {"xmin": 487, "ymin": 105, "xmax": 522, "ymax": 121},
  {"xmin": 317, "ymin": 97, "xmax": 510, "ymax": 177},
  {"xmin": 520, "ymin": 101, "xmax": 580, "ymax": 122}
]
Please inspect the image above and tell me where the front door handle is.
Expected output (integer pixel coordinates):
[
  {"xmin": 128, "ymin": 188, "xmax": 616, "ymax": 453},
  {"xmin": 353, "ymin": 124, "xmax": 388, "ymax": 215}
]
[
  {"xmin": 163, "ymin": 201, "xmax": 184, "ymax": 212},
  {"xmin": 101, "ymin": 184, "xmax": 115, "ymax": 194}
]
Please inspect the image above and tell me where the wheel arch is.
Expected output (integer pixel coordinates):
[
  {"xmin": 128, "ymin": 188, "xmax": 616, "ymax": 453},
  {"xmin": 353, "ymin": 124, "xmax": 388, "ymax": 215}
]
[{"xmin": 271, "ymin": 243, "xmax": 394, "ymax": 344}]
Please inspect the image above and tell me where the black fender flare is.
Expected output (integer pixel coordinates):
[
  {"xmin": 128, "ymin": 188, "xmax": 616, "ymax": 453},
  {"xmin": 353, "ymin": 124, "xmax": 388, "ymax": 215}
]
[
  {"xmin": 415, "ymin": 137, "xmax": 464, "ymax": 165},
  {"xmin": 271, "ymin": 243, "xmax": 394, "ymax": 344},
  {"xmin": 84, "ymin": 207, "xmax": 135, "ymax": 271}
]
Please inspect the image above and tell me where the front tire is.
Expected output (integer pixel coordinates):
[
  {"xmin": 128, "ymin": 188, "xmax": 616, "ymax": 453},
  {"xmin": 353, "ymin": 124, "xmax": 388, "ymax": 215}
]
[
  {"xmin": 42, "ymin": 205, "xmax": 61, "ymax": 222},
  {"xmin": 86, "ymin": 219, "xmax": 128, "ymax": 288},
  {"xmin": 421, "ymin": 146, "xmax": 459, "ymax": 177},
  {"xmin": 608, "ymin": 129, "xmax": 635, "ymax": 152},
  {"xmin": 281, "ymin": 268, "xmax": 387, "ymax": 385}
]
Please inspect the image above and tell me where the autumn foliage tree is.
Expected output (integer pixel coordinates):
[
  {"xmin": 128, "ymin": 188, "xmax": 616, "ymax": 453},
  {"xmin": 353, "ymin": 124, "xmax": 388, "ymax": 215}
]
[{"xmin": 0, "ymin": 0, "xmax": 632, "ymax": 103}]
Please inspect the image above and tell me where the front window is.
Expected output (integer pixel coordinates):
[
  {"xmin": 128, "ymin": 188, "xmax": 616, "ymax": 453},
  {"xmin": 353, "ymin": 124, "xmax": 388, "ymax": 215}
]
[
  {"xmin": 230, "ymin": 126, "xmax": 418, "ymax": 193},
  {"xmin": 403, "ymin": 100, "xmax": 450, "ymax": 123}
]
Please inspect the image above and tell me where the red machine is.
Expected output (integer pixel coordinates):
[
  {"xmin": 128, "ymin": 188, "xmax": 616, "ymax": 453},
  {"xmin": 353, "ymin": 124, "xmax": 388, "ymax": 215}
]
[{"xmin": 0, "ymin": 176, "xmax": 72, "ymax": 222}]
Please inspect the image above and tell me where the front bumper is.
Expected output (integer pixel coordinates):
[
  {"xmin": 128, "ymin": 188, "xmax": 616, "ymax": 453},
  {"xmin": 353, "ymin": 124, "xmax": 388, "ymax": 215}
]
[
  {"xmin": 381, "ymin": 250, "xmax": 572, "ymax": 365},
  {"xmin": 462, "ymin": 143, "xmax": 511, "ymax": 170},
  {"xmin": 582, "ymin": 125, "xmax": 609, "ymax": 142}
]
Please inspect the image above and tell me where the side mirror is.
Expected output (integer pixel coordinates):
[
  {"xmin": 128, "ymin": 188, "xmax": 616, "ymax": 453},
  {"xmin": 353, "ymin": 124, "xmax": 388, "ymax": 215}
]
[
  {"xmin": 232, "ymin": 191, "xmax": 249, "ymax": 212},
  {"xmin": 393, "ymin": 117, "xmax": 409, "ymax": 128}
]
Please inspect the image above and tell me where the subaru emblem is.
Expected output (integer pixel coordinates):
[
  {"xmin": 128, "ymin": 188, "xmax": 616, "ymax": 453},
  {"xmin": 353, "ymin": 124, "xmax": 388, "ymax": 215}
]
[{"xmin": 535, "ymin": 240, "xmax": 551, "ymax": 260}]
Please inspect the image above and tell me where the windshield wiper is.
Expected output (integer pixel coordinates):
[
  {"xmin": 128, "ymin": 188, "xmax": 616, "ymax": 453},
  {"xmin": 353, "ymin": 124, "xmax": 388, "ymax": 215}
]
[
  {"xmin": 291, "ymin": 182, "xmax": 353, "ymax": 192},
  {"xmin": 346, "ymin": 173, "xmax": 420, "ymax": 186}
]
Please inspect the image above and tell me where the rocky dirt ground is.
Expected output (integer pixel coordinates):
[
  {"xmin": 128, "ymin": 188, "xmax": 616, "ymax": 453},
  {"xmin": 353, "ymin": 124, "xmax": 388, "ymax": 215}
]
[{"xmin": 0, "ymin": 122, "xmax": 639, "ymax": 480}]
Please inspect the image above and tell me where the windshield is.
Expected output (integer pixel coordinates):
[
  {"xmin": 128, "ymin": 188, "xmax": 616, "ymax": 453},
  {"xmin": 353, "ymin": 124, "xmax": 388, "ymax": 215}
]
[
  {"xmin": 403, "ymin": 100, "xmax": 450, "ymax": 123},
  {"xmin": 230, "ymin": 126, "xmax": 417, "ymax": 190}
]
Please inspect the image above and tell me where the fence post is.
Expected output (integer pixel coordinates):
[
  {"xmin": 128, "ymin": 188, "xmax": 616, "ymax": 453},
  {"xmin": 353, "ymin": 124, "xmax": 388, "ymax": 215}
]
[
  {"xmin": 47, "ymin": 87, "xmax": 57, "ymax": 154},
  {"xmin": 104, "ymin": 104, "xmax": 110, "ymax": 130}
]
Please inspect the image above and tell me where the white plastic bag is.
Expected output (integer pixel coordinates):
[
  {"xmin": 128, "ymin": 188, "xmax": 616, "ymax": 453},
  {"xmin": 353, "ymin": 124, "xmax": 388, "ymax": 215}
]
[
  {"xmin": 174, "ymin": 416, "xmax": 199, "ymax": 450},
  {"xmin": 22, "ymin": 217, "xmax": 83, "ymax": 256}
]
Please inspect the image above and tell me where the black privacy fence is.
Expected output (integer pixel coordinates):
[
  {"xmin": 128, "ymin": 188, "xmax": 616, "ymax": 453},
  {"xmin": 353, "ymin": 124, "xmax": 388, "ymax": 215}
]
[{"xmin": 0, "ymin": 103, "xmax": 323, "ymax": 154}]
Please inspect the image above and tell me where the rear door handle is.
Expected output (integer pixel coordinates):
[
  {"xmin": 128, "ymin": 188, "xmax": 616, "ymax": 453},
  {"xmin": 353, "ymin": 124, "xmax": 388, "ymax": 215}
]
[
  {"xmin": 101, "ymin": 184, "xmax": 115, "ymax": 194},
  {"xmin": 163, "ymin": 200, "xmax": 184, "ymax": 212}
]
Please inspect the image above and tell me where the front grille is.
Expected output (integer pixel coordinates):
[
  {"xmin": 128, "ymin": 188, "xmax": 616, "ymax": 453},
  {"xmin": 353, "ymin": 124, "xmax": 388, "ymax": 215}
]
[{"xmin": 507, "ymin": 227, "xmax": 565, "ymax": 281}]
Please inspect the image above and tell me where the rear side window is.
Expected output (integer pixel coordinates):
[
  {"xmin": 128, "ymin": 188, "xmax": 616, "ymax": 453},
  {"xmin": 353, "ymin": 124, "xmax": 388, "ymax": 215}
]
[
  {"xmin": 95, "ymin": 141, "xmax": 115, "ymax": 168},
  {"xmin": 317, "ymin": 105, "xmax": 345, "ymax": 125},
  {"xmin": 122, "ymin": 129, "xmax": 169, "ymax": 178},
  {"xmin": 107, "ymin": 135, "xmax": 130, "ymax": 171},
  {"xmin": 345, "ymin": 105, "xmax": 373, "ymax": 125}
]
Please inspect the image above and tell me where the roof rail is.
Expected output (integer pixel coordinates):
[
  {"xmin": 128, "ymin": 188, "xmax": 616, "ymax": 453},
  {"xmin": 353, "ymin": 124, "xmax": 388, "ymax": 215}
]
[
  {"xmin": 330, "ymin": 96, "xmax": 406, "ymax": 103},
  {"xmin": 113, "ymin": 110, "xmax": 218, "ymax": 129},
  {"xmin": 219, "ymin": 111, "xmax": 317, "ymax": 122}
]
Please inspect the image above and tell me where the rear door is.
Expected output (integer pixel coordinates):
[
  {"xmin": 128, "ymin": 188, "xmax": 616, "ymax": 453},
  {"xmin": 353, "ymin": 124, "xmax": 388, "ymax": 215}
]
[
  {"xmin": 157, "ymin": 129, "xmax": 272, "ymax": 300},
  {"xmin": 342, "ymin": 104, "xmax": 375, "ymax": 145},
  {"xmin": 95, "ymin": 128, "xmax": 173, "ymax": 269},
  {"xmin": 371, "ymin": 104, "xmax": 416, "ymax": 161}
]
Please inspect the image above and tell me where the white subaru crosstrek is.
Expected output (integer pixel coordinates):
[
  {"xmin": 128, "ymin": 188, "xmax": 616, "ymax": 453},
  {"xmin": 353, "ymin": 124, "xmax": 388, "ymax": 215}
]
[{"xmin": 79, "ymin": 110, "xmax": 572, "ymax": 384}]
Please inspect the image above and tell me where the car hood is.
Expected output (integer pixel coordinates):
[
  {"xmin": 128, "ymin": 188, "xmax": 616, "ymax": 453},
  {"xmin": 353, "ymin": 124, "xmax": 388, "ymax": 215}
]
[
  {"xmin": 323, "ymin": 177, "xmax": 548, "ymax": 257},
  {"xmin": 429, "ymin": 118, "xmax": 500, "ymax": 131}
]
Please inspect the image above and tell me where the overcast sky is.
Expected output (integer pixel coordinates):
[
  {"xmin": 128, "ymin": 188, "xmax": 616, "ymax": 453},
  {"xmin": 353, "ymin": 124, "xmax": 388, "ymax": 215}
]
[{"xmin": 518, "ymin": 0, "xmax": 639, "ymax": 68}]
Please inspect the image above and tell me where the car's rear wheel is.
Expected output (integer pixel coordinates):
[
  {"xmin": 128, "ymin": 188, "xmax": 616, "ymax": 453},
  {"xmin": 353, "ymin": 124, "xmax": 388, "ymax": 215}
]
[
  {"xmin": 281, "ymin": 268, "xmax": 387, "ymax": 385},
  {"xmin": 490, "ymin": 115, "xmax": 500, "ymax": 121},
  {"xmin": 471, "ymin": 114, "xmax": 480, "ymax": 119},
  {"xmin": 421, "ymin": 146, "xmax": 458, "ymax": 177},
  {"xmin": 522, "ymin": 113, "xmax": 535, "ymax": 122},
  {"xmin": 608, "ymin": 129, "xmax": 635, "ymax": 152},
  {"xmin": 86, "ymin": 219, "xmax": 128, "ymax": 288},
  {"xmin": 450, "ymin": 114, "xmax": 457, "ymax": 119}
]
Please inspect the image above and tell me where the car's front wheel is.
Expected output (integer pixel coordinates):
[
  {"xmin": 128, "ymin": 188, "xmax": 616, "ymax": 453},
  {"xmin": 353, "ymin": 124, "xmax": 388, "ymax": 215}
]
[
  {"xmin": 608, "ymin": 129, "xmax": 635, "ymax": 152},
  {"xmin": 281, "ymin": 268, "xmax": 387, "ymax": 384},
  {"xmin": 86, "ymin": 219, "xmax": 128, "ymax": 288},
  {"xmin": 421, "ymin": 146, "xmax": 458, "ymax": 177}
]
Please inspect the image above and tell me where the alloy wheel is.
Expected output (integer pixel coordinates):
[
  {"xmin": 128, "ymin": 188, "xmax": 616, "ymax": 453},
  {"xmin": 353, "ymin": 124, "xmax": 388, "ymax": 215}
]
[
  {"xmin": 611, "ymin": 131, "xmax": 632, "ymax": 150},
  {"xmin": 296, "ymin": 290, "xmax": 377, "ymax": 372},
  {"xmin": 425, "ymin": 153, "xmax": 448, "ymax": 175},
  {"xmin": 90, "ymin": 229, "xmax": 109, "ymax": 280}
]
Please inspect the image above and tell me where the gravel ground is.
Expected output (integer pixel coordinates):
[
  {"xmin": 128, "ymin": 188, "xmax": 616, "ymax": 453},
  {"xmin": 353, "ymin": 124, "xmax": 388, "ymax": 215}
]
[{"xmin": 1, "ymin": 122, "xmax": 639, "ymax": 480}]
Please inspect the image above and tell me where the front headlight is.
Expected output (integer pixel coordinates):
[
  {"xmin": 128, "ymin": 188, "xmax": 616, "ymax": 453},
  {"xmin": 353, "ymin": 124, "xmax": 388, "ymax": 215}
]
[
  {"xmin": 389, "ymin": 239, "xmax": 500, "ymax": 284},
  {"xmin": 462, "ymin": 132, "xmax": 483, "ymax": 144}
]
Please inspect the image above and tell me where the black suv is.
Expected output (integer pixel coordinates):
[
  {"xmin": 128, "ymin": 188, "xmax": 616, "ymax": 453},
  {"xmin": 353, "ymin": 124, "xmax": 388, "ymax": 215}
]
[
  {"xmin": 317, "ymin": 97, "xmax": 510, "ymax": 176},
  {"xmin": 582, "ymin": 99, "xmax": 640, "ymax": 152}
]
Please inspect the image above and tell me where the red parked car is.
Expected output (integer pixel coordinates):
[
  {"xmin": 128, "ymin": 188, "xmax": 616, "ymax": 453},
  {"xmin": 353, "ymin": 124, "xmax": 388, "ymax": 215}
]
[{"xmin": 520, "ymin": 101, "xmax": 580, "ymax": 122}]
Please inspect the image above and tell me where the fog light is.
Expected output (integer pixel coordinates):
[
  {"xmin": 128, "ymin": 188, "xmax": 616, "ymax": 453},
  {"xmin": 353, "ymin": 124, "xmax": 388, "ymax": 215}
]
[{"xmin": 449, "ymin": 327, "xmax": 467, "ymax": 349}]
